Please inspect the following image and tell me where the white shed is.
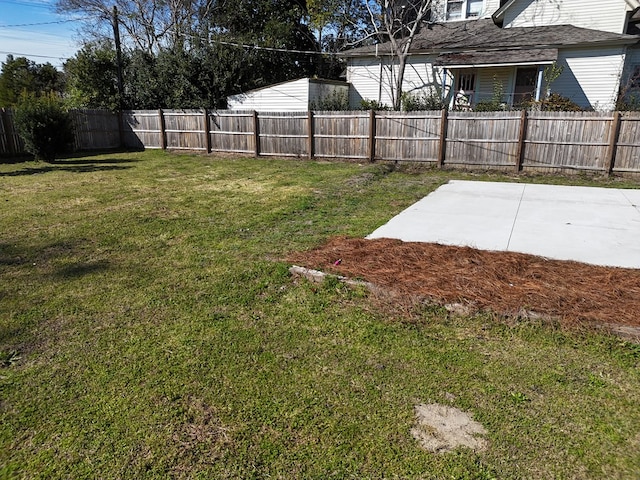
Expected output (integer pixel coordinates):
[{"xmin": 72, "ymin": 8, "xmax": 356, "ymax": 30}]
[{"xmin": 227, "ymin": 78, "xmax": 350, "ymax": 111}]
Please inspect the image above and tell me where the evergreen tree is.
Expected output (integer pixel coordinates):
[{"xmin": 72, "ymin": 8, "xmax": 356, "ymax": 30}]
[{"xmin": 0, "ymin": 56, "xmax": 65, "ymax": 107}]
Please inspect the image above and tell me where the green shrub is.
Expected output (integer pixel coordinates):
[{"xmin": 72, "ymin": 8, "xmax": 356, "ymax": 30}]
[
  {"xmin": 538, "ymin": 93, "xmax": 584, "ymax": 112},
  {"xmin": 400, "ymin": 90, "xmax": 445, "ymax": 111},
  {"xmin": 310, "ymin": 90, "xmax": 350, "ymax": 111},
  {"xmin": 13, "ymin": 93, "xmax": 75, "ymax": 162},
  {"xmin": 473, "ymin": 99, "xmax": 508, "ymax": 112},
  {"xmin": 359, "ymin": 99, "xmax": 390, "ymax": 111},
  {"xmin": 616, "ymin": 92, "xmax": 640, "ymax": 111}
]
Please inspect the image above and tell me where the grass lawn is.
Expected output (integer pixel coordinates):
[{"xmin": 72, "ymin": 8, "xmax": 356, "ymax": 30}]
[{"xmin": 1, "ymin": 150, "xmax": 639, "ymax": 479}]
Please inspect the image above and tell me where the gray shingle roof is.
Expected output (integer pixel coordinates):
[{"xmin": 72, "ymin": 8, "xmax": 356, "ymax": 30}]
[
  {"xmin": 435, "ymin": 48, "xmax": 558, "ymax": 67},
  {"xmin": 341, "ymin": 19, "xmax": 640, "ymax": 57}
]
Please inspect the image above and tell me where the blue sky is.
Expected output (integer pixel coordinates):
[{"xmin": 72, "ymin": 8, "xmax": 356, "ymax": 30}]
[{"xmin": 0, "ymin": 0, "xmax": 84, "ymax": 69}]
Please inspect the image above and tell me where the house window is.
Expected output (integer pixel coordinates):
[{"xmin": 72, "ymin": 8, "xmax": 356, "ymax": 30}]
[
  {"xmin": 458, "ymin": 73, "xmax": 476, "ymax": 92},
  {"xmin": 446, "ymin": 0, "xmax": 483, "ymax": 20},
  {"xmin": 455, "ymin": 72, "xmax": 476, "ymax": 109},
  {"xmin": 467, "ymin": 0, "xmax": 483, "ymax": 17},
  {"xmin": 513, "ymin": 67, "xmax": 538, "ymax": 105}
]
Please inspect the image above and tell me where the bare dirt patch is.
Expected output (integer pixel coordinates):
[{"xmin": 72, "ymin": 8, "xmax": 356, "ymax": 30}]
[
  {"xmin": 288, "ymin": 237, "xmax": 640, "ymax": 335},
  {"xmin": 411, "ymin": 403, "xmax": 488, "ymax": 453}
]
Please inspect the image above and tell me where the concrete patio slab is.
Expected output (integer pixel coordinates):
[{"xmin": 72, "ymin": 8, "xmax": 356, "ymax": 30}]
[{"xmin": 367, "ymin": 180, "xmax": 640, "ymax": 269}]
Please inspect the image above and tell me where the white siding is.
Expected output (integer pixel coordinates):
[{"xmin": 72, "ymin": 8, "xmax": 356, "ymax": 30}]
[
  {"xmin": 402, "ymin": 55, "xmax": 445, "ymax": 98},
  {"xmin": 483, "ymin": 0, "xmax": 501, "ymax": 15},
  {"xmin": 475, "ymin": 67, "xmax": 513, "ymax": 103},
  {"xmin": 553, "ymin": 47, "xmax": 626, "ymax": 110},
  {"xmin": 347, "ymin": 45, "xmax": 629, "ymax": 111},
  {"xmin": 503, "ymin": 0, "xmax": 630, "ymax": 34},
  {"xmin": 227, "ymin": 78, "xmax": 310, "ymax": 111},
  {"xmin": 347, "ymin": 55, "xmax": 445, "ymax": 108},
  {"xmin": 347, "ymin": 57, "xmax": 386, "ymax": 107}
]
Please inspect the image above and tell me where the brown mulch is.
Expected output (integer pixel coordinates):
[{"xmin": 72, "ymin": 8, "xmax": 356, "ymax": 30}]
[{"xmin": 288, "ymin": 236, "xmax": 640, "ymax": 332}]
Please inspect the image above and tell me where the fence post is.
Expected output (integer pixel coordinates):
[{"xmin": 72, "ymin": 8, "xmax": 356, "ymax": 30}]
[
  {"xmin": 437, "ymin": 108, "xmax": 448, "ymax": 168},
  {"xmin": 605, "ymin": 111, "xmax": 621, "ymax": 175},
  {"xmin": 158, "ymin": 109, "xmax": 167, "ymax": 150},
  {"xmin": 368, "ymin": 109, "xmax": 376, "ymax": 162},
  {"xmin": 203, "ymin": 108, "xmax": 212, "ymax": 153},
  {"xmin": 515, "ymin": 109, "xmax": 528, "ymax": 173},
  {"xmin": 252, "ymin": 110, "xmax": 260, "ymax": 157},
  {"xmin": 117, "ymin": 110, "xmax": 125, "ymax": 149},
  {"xmin": 307, "ymin": 110, "xmax": 314, "ymax": 160}
]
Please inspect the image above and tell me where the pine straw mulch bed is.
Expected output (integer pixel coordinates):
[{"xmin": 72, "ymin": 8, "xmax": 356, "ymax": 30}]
[{"xmin": 288, "ymin": 237, "xmax": 640, "ymax": 338}]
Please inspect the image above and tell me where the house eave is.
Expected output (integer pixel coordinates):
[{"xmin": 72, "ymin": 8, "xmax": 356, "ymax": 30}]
[
  {"xmin": 491, "ymin": 0, "xmax": 520, "ymax": 26},
  {"xmin": 627, "ymin": 0, "xmax": 640, "ymax": 10},
  {"xmin": 342, "ymin": 39, "xmax": 640, "ymax": 60}
]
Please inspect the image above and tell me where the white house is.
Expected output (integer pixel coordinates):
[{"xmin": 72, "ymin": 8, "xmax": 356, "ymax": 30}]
[
  {"xmin": 226, "ymin": 78, "xmax": 349, "ymax": 111},
  {"xmin": 343, "ymin": 0, "xmax": 640, "ymax": 111}
]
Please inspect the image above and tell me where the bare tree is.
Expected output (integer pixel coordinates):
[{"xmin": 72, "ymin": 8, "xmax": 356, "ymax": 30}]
[
  {"xmin": 361, "ymin": 0, "xmax": 435, "ymax": 110},
  {"xmin": 56, "ymin": 0, "xmax": 218, "ymax": 53}
]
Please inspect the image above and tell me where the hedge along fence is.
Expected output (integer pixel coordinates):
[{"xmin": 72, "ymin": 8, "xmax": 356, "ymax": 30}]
[{"xmin": 2, "ymin": 108, "xmax": 640, "ymax": 175}]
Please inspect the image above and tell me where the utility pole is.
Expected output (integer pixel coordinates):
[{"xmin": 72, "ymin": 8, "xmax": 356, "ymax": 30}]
[
  {"xmin": 112, "ymin": 5, "xmax": 125, "ymax": 148},
  {"xmin": 112, "ymin": 6, "xmax": 125, "ymax": 111}
]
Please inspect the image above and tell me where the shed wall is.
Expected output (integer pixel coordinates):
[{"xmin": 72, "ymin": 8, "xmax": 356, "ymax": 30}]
[{"xmin": 227, "ymin": 78, "xmax": 310, "ymax": 111}]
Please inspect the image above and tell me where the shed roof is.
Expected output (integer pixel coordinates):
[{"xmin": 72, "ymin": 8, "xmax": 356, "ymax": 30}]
[{"xmin": 341, "ymin": 19, "xmax": 640, "ymax": 58}]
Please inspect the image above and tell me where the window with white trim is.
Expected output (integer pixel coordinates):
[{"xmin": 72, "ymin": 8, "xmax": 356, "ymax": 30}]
[{"xmin": 446, "ymin": 0, "xmax": 483, "ymax": 20}]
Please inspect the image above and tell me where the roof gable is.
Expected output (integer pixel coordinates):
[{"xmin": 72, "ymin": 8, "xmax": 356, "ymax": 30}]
[
  {"xmin": 491, "ymin": 0, "xmax": 640, "ymax": 31},
  {"xmin": 493, "ymin": 0, "xmax": 640, "ymax": 25}
]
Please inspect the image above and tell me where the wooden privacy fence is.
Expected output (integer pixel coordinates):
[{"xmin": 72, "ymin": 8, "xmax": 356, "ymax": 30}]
[
  {"xmin": 2, "ymin": 108, "xmax": 640, "ymax": 175},
  {"xmin": 120, "ymin": 109, "xmax": 640, "ymax": 174},
  {"xmin": 0, "ymin": 108, "xmax": 121, "ymax": 155},
  {"xmin": 0, "ymin": 108, "xmax": 22, "ymax": 155}
]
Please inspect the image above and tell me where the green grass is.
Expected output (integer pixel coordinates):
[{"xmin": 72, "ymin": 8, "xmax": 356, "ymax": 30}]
[{"xmin": 1, "ymin": 151, "xmax": 639, "ymax": 479}]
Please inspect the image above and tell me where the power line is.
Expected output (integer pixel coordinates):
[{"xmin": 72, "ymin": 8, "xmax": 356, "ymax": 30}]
[
  {"xmin": 174, "ymin": 29, "xmax": 336, "ymax": 56},
  {"xmin": 0, "ymin": 50, "xmax": 71, "ymax": 60},
  {"xmin": 0, "ymin": 0, "xmax": 56, "ymax": 9},
  {"xmin": 0, "ymin": 17, "xmax": 90, "ymax": 28}
]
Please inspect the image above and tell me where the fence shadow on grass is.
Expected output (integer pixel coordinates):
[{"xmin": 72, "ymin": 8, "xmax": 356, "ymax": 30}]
[
  {"xmin": 0, "ymin": 159, "xmax": 136, "ymax": 177},
  {"xmin": 0, "ymin": 240, "xmax": 111, "ymax": 279},
  {"xmin": 54, "ymin": 260, "xmax": 110, "ymax": 279}
]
